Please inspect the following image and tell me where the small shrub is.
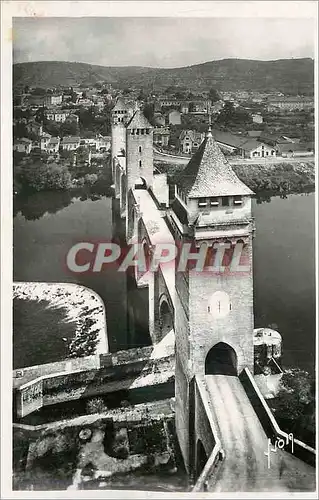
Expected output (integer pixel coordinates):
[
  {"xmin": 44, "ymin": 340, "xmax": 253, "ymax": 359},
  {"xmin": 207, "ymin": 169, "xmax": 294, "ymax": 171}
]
[{"xmin": 86, "ymin": 397, "xmax": 108, "ymax": 414}]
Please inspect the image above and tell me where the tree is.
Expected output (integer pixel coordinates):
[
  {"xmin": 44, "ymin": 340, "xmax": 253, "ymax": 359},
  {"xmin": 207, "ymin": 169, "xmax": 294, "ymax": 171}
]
[
  {"xmin": 209, "ymin": 88, "xmax": 220, "ymax": 103},
  {"xmin": 275, "ymin": 368, "xmax": 315, "ymax": 431},
  {"xmin": 19, "ymin": 161, "xmax": 72, "ymax": 191}
]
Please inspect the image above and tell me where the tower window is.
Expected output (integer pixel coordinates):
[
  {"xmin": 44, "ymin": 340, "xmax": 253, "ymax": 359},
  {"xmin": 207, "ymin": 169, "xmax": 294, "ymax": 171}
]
[
  {"xmin": 198, "ymin": 198, "xmax": 207, "ymax": 207},
  {"xmin": 141, "ymin": 129, "xmax": 145, "ymax": 135},
  {"xmin": 139, "ymin": 160, "xmax": 142, "ymax": 168},
  {"xmin": 222, "ymin": 197, "xmax": 229, "ymax": 207},
  {"xmin": 210, "ymin": 197, "xmax": 219, "ymax": 207},
  {"xmin": 233, "ymin": 195, "xmax": 242, "ymax": 205},
  {"xmin": 139, "ymin": 146, "xmax": 142, "ymax": 153}
]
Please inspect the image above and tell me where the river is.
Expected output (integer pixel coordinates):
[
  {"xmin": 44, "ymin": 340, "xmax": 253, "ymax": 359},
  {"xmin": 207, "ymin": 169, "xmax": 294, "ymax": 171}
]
[{"xmin": 13, "ymin": 190, "xmax": 315, "ymax": 374}]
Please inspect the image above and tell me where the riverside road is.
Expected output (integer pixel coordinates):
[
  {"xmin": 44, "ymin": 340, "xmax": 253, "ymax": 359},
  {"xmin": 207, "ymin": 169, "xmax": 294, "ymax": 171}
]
[{"xmin": 154, "ymin": 150, "xmax": 314, "ymax": 166}]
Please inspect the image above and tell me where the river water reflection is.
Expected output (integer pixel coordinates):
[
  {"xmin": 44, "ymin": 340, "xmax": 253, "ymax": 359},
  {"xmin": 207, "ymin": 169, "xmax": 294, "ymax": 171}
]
[{"xmin": 13, "ymin": 190, "xmax": 315, "ymax": 374}]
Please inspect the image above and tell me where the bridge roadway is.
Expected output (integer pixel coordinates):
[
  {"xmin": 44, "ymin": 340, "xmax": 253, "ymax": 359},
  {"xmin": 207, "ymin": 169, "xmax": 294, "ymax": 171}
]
[{"xmin": 204, "ymin": 375, "xmax": 315, "ymax": 492}]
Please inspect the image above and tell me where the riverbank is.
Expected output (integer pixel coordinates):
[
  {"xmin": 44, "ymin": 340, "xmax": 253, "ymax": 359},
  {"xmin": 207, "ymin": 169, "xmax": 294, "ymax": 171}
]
[
  {"xmin": 154, "ymin": 159, "xmax": 315, "ymax": 195},
  {"xmin": 13, "ymin": 282, "xmax": 109, "ymax": 369}
]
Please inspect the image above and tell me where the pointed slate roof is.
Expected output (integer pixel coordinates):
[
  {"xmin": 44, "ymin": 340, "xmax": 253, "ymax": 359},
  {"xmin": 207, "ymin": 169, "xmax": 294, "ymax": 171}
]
[
  {"xmin": 176, "ymin": 129, "xmax": 253, "ymax": 198},
  {"xmin": 126, "ymin": 109, "xmax": 153, "ymax": 130},
  {"xmin": 112, "ymin": 97, "xmax": 127, "ymax": 111}
]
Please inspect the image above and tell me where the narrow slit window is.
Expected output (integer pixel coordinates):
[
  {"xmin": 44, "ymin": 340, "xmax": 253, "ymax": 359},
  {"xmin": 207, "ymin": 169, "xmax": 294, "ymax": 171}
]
[
  {"xmin": 139, "ymin": 146, "xmax": 142, "ymax": 153},
  {"xmin": 139, "ymin": 160, "xmax": 142, "ymax": 168}
]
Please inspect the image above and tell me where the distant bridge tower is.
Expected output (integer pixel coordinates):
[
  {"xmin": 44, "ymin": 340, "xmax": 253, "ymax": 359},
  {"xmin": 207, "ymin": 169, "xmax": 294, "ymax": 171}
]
[
  {"xmin": 170, "ymin": 127, "xmax": 255, "ymax": 474},
  {"xmin": 126, "ymin": 109, "xmax": 154, "ymax": 192}
]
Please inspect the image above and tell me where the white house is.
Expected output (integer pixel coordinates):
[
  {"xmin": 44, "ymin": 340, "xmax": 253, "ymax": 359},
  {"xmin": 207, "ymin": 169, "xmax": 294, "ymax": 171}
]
[
  {"xmin": 61, "ymin": 136, "xmax": 80, "ymax": 151},
  {"xmin": 45, "ymin": 110, "xmax": 70, "ymax": 123},
  {"xmin": 40, "ymin": 132, "xmax": 52, "ymax": 151},
  {"xmin": 46, "ymin": 137, "xmax": 61, "ymax": 153},
  {"xmin": 240, "ymin": 139, "xmax": 276, "ymax": 159}
]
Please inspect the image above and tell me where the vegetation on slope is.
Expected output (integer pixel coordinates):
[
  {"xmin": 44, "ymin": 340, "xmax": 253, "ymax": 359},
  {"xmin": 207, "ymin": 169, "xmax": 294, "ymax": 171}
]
[{"xmin": 13, "ymin": 58, "xmax": 314, "ymax": 94}]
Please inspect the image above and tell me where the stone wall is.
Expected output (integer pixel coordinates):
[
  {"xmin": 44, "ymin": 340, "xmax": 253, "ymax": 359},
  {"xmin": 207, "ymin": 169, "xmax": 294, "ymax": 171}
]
[{"xmin": 15, "ymin": 347, "xmax": 174, "ymax": 419}]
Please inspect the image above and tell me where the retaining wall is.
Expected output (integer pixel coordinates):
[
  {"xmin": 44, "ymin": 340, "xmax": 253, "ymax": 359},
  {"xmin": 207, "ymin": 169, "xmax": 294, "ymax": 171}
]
[{"xmin": 14, "ymin": 345, "xmax": 173, "ymax": 419}]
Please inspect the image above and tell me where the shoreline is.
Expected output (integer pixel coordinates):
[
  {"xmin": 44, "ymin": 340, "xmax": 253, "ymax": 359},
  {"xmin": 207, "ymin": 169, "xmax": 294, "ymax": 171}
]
[{"xmin": 13, "ymin": 282, "xmax": 109, "ymax": 368}]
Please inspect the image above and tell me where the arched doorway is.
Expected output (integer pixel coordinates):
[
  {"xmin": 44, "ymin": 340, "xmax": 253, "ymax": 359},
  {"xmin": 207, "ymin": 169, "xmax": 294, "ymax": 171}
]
[
  {"xmin": 196, "ymin": 439, "xmax": 208, "ymax": 479},
  {"xmin": 134, "ymin": 177, "xmax": 147, "ymax": 190},
  {"xmin": 159, "ymin": 299, "xmax": 173, "ymax": 338},
  {"xmin": 205, "ymin": 342, "xmax": 237, "ymax": 376}
]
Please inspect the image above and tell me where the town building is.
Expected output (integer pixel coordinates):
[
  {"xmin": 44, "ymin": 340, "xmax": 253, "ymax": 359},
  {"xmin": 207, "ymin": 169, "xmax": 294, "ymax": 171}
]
[
  {"xmin": 45, "ymin": 109, "xmax": 70, "ymax": 123},
  {"xmin": 26, "ymin": 121, "xmax": 43, "ymax": 137},
  {"xmin": 210, "ymin": 129, "xmax": 245, "ymax": 154},
  {"xmin": 61, "ymin": 136, "xmax": 81, "ymax": 151},
  {"xmin": 252, "ymin": 113, "xmax": 263, "ymax": 124},
  {"xmin": 13, "ymin": 138, "xmax": 32, "ymax": 154},
  {"xmin": 276, "ymin": 142, "xmax": 314, "ymax": 157},
  {"xmin": 179, "ymin": 130, "xmax": 205, "ymax": 154},
  {"xmin": 267, "ymin": 96, "xmax": 314, "ymax": 111},
  {"xmin": 40, "ymin": 132, "xmax": 52, "ymax": 151},
  {"xmin": 153, "ymin": 127, "xmax": 170, "ymax": 147},
  {"xmin": 44, "ymin": 94, "xmax": 63, "ymax": 107},
  {"xmin": 46, "ymin": 137, "xmax": 61, "ymax": 153},
  {"xmin": 168, "ymin": 110, "xmax": 181, "ymax": 125},
  {"xmin": 240, "ymin": 139, "xmax": 276, "ymax": 159}
]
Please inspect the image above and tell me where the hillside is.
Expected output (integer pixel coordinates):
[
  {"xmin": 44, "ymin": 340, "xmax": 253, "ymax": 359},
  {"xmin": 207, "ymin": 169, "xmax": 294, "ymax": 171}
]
[{"xmin": 13, "ymin": 58, "xmax": 314, "ymax": 94}]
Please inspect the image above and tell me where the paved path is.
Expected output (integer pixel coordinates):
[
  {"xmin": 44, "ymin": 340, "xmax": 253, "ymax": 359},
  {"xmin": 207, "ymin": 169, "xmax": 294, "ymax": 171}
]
[{"xmin": 205, "ymin": 375, "xmax": 315, "ymax": 492}]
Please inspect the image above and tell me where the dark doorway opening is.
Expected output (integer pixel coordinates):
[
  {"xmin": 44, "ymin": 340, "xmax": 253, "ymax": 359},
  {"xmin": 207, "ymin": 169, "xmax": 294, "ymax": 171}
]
[
  {"xmin": 159, "ymin": 300, "xmax": 173, "ymax": 338},
  {"xmin": 205, "ymin": 342, "xmax": 237, "ymax": 376}
]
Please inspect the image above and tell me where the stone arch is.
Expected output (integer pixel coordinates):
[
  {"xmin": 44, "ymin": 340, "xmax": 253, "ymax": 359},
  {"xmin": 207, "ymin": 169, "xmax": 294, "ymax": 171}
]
[
  {"xmin": 205, "ymin": 342, "xmax": 238, "ymax": 376},
  {"xmin": 196, "ymin": 439, "xmax": 208, "ymax": 480},
  {"xmin": 159, "ymin": 293, "xmax": 174, "ymax": 337}
]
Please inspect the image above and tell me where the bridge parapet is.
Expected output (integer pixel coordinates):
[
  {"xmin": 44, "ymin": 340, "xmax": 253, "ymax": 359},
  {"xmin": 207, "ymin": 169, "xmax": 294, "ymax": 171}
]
[
  {"xmin": 240, "ymin": 368, "xmax": 316, "ymax": 467},
  {"xmin": 191, "ymin": 376, "xmax": 223, "ymax": 485}
]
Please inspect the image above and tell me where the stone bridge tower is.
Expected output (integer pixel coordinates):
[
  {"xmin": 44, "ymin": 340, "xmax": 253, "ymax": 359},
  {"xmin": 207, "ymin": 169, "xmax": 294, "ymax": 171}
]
[
  {"xmin": 170, "ymin": 128, "xmax": 255, "ymax": 474},
  {"xmin": 126, "ymin": 110, "xmax": 154, "ymax": 191}
]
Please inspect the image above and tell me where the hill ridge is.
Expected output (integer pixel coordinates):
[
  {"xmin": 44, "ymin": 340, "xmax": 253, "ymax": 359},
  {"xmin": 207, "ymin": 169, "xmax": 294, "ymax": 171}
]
[{"xmin": 13, "ymin": 58, "xmax": 314, "ymax": 94}]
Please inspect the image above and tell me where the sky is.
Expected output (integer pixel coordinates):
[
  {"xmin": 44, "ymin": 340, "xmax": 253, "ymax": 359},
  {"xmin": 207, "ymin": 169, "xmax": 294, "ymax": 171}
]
[{"xmin": 13, "ymin": 17, "xmax": 315, "ymax": 68}]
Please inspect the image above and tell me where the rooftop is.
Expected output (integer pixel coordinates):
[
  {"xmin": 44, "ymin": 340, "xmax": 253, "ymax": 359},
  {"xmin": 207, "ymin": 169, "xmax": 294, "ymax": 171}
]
[
  {"xmin": 61, "ymin": 136, "xmax": 80, "ymax": 143},
  {"xmin": 175, "ymin": 130, "xmax": 254, "ymax": 198},
  {"xmin": 126, "ymin": 109, "xmax": 153, "ymax": 130}
]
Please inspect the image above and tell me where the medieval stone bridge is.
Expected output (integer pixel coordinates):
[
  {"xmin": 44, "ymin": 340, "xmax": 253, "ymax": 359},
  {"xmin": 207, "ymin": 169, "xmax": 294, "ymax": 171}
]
[{"xmin": 110, "ymin": 99, "xmax": 315, "ymax": 491}]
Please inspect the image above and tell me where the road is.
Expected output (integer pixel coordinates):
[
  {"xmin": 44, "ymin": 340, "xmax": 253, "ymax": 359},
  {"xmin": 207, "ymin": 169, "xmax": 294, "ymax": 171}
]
[
  {"xmin": 154, "ymin": 150, "xmax": 313, "ymax": 166},
  {"xmin": 204, "ymin": 375, "xmax": 315, "ymax": 492}
]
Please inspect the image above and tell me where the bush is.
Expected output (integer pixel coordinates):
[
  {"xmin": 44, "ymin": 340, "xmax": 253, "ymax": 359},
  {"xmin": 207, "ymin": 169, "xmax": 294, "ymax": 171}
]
[{"xmin": 86, "ymin": 397, "xmax": 108, "ymax": 414}]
